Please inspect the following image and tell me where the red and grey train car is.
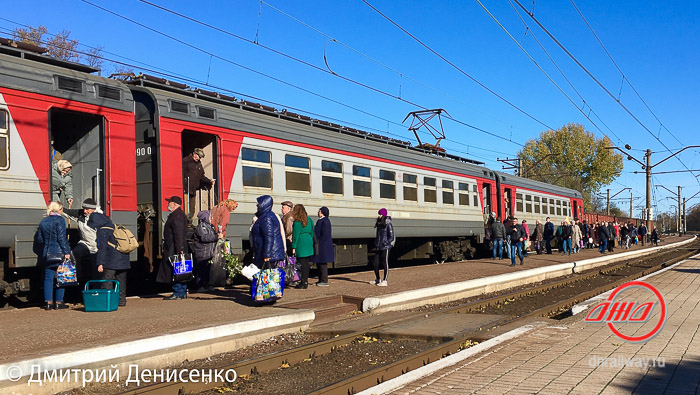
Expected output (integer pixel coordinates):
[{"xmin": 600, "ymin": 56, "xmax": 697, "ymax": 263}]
[{"xmin": 0, "ymin": 42, "xmax": 582, "ymax": 302}]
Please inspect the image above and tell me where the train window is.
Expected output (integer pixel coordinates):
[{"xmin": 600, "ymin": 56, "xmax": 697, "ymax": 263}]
[
  {"xmin": 241, "ymin": 148, "xmax": 272, "ymax": 188},
  {"xmin": 379, "ymin": 170, "xmax": 396, "ymax": 200},
  {"xmin": 0, "ymin": 110, "xmax": 7, "ymax": 170},
  {"xmin": 55, "ymin": 76, "xmax": 84, "ymax": 94},
  {"xmin": 197, "ymin": 106, "xmax": 216, "ymax": 120},
  {"xmin": 285, "ymin": 155, "xmax": 310, "ymax": 192},
  {"xmin": 534, "ymin": 196, "xmax": 541, "ymax": 214},
  {"xmin": 424, "ymin": 177, "xmax": 437, "ymax": 203},
  {"xmin": 458, "ymin": 183, "xmax": 469, "ymax": 206},
  {"xmin": 525, "ymin": 195, "xmax": 532, "ymax": 213},
  {"xmin": 516, "ymin": 193, "xmax": 524, "ymax": 213},
  {"xmin": 472, "ymin": 184, "xmax": 479, "ymax": 207},
  {"xmin": 403, "ymin": 173, "xmax": 418, "ymax": 201},
  {"xmin": 556, "ymin": 200, "xmax": 562, "ymax": 216},
  {"xmin": 169, "ymin": 100, "xmax": 190, "ymax": 114},
  {"xmin": 353, "ymin": 165, "xmax": 371, "ymax": 197},
  {"xmin": 322, "ymin": 160, "xmax": 343, "ymax": 195},
  {"xmin": 442, "ymin": 180, "xmax": 454, "ymax": 205}
]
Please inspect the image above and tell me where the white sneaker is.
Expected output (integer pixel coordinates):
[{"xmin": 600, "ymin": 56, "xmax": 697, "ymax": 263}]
[
  {"xmin": 377, "ymin": 280, "xmax": 388, "ymax": 287},
  {"xmin": 368, "ymin": 280, "xmax": 379, "ymax": 285}
]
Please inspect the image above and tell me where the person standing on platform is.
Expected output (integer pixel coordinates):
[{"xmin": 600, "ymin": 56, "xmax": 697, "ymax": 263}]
[
  {"xmin": 607, "ymin": 221, "xmax": 616, "ymax": 253},
  {"xmin": 62, "ymin": 198, "xmax": 98, "ymax": 284},
  {"xmin": 249, "ymin": 195, "xmax": 286, "ymax": 278},
  {"xmin": 88, "ymin": 211, "xmax": 130, "ymax": 307},
  {"xmin": 281, "ymin": 201, "xmax": 294, "ymax": 254},
  {"xmin": 572, "ymin": 220, "xmax": 582, "ymax": 253},
  {"xmin": 560, "ymin": 221, "xmax": 572, "ymax": 255},
  {"xmin": 533, "ymin": 219, "xmax": 544, "ymax": 255},
  {"xmin": 521, "ymin": 220, "xmax": 530, "ymax": 257},
  {"xmin": 192, "ymin": 210, "xmax": 218, "ymax": 293},
  {"xmin": 508, "ymin": 217, "xmax": 524, "ymax": 266},
  {"xmin": 182, "ymin": 148, "xmax": 214, "ymax": 222},
  {"xmin": 543, "ymin": 217, "xmax": 554, "ymax": 254},
  {"xmin": 291, "ymin": 204, "xmax": 315, "ymax": 289},
  {"xmin": 638, "ymin": 223, "xmax": 648, "ymax": 246},
  {"xmin": 371, "ymin": 208, "xmax": 394, "ymax": 286},
  {"xmin": 158, "ymin": 196, "xmax": 189, "ymax": 300},
  {"xmin": 313, "ymin": 206, "xmax": 334, "ymax": 286},
  {"xmin": 36, "ymin": 201, "xmax": 72, "ymax": 310},
  {"xmin": 651, "ymin": 227, "xmax": 659, "ymax": 246},
  {"xmin": 211, "ymin": 199, "xmax": 238, "ymax": 238},
  {"xmin": 598, "ymin": 221, "xmax": 610, "ymax": 254},
  {"xmin": 491, "ymin": 217, "xmax": 506, "ymax": 260}
]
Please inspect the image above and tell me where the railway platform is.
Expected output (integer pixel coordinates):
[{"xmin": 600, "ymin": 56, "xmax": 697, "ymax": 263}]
[
  {"xmin": 363, "ymin": 244, "xmax": 700, "ymax": 395},
  {"xmin": 0, "ymin": 235, "xmax": 692, "ymax": 394}
]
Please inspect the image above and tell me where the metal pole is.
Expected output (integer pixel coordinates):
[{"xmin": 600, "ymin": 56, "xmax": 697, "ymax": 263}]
[
  {"xmin": 630, "ymin": 190, "xmax": 633, "ymax": 218},
  {"xmin": 683, "ymin": 198, "xmax": 687, "ymax": 235},
  {"xmin": 606, "ymin": 189, "xmax": 610, "ymax": 215},
  {"xmin": 678, "ymin": 186, "xmax": 682, "ymax": 235},
  {"xmin": 646, "ymin": 149, "xmax": 652, "ymax": 232}
]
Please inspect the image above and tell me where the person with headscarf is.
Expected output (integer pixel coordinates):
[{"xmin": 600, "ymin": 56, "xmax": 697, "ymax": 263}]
[
  {"xmin": 52, "ymin": 159, "xmax": 73, "ymax": 208},
  {"xmin": 313, "ymin": 206, "xmax": 334, "ymax": 286},
  {"xmin": 371, "ymin": 208, "xmax": 394, "ymax": 286},
  {"xmin": 192, "ymin": 210, "xmax": 218, "ymax": 292},
  {"xmin": 249, "ymin": 195, "xmax": 286, "ymax": 270},
  {"xmin": 211, "ymin": 199, "xmax": 238, "ymax": 238}
]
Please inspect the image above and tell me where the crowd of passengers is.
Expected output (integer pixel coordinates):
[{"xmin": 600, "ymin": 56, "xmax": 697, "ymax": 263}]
[{"xmin": 486, "ymin": 213, "xmax": 660, "ymax": 267}]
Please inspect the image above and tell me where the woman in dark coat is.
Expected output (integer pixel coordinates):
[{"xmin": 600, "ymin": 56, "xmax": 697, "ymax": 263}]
[
  {"xmin": 157, "ymin": 196, "xmax": 189, "ymax": 299},
  {"xmin": 192, "ymin": 210, "xmax": 218, "ymax": 292},
  {"xmin": 88, "ymin": 211, "xmax": 130, "ymax": 306},
  {"xmin": 36, "ymin": 201, "xmax": 72, "ymax": 310},
  {"xmin": 371, "ymin": 208, "xmax": 394, "ymax": 286},
  {"xmin": 313, "ymin": 206, "xmax": 334, "ymax": 286},
  {"xmin": 249, "ymin": 195, "xmax": 286, "ymax": 268}
]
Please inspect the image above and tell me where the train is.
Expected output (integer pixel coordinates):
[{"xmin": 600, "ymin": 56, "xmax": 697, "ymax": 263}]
[{"xmin": 0, "ymin": 40, "xmax": 583, "ymax": 303}]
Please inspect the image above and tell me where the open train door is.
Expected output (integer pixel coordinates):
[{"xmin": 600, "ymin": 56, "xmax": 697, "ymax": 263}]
[{"xmin": 181, "ymin": 130, "xmax": 219, "ymax": 222}]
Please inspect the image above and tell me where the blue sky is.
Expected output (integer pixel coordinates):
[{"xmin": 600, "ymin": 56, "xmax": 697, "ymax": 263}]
[{"xmin": 3, "ymin": 0, "xmax": 700, "ymax": 217}]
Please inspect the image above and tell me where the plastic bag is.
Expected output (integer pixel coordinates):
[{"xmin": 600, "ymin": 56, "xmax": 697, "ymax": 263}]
[{"xmin": 56, "ymin": 259, "xmax": 78, "ymax": 287}]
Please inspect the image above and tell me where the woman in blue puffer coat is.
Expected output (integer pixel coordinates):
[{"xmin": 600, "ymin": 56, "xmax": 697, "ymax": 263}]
[
  {"xmin": 249, "ymin": 195, "xmax": 286, "ymax": 268},
  {"xmin": 36, "ymin": 201, "xmax": 72, "ymax": 310}
]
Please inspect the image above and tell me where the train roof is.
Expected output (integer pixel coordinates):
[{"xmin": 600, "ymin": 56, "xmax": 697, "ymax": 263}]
[
  {"xmin": 494, "ymin": 170, "xmax": 582, "ymax": 199},
  {"xmin": 0, "ymin": 41, "xmax": 133, "ymax": 113}
]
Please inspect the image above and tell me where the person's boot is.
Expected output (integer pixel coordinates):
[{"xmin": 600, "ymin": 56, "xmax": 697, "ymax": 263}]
[
  {"xmin": 295, "ymin": 281, "xmax": 308, "ymax": 289},
  {"xmin": 54, "ymin": 302, "xmax": 69, "ymax": 310},
  {"xmin": 43, "ymin": 302, "xmax": 52, "ymax": 311}
]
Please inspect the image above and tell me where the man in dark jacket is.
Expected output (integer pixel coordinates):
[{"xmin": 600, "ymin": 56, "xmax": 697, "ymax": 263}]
[
  {"xmin": 182, "ymin": 148, "xmax": 214, "ymax": 222},
  {"xmin": 543, "ymin": 217, "xmax": 554, "ymax": 254},
  {"xmin": 638, "ymin": 224, "xmax": 648, "ymax": 246},
  {"xmin": 560, "ymin": 221, "xmax": 572, "ymax": 255},
  {"xmin": 508, "ymin": 218, "xmax": 525, "ymax": 266},
  {"xmin": 249, "ymin": 195, "xmax": 286, "ymax": 268},
  {"xmin": 598, "ymin": 221, "xmax": 610, "ymax": 254},
  {"xmin": 491, "ymin": 218, "xmax": 506, "ymax": 260},
  {"xmin": 88, "ymin": 211, "xmax": 130, "ymax": 306},
  {"xmin": 371, "ymin": 208, "xmax": 394, "ymax": 286},
  {"xmin": 158, "ymin": 196, "xmax": 189, "ymax": 300},
  {"xmin": 607, "ymin": 222, "xmax": 616, "ymax": 252},
  {"xmin": 313, "ymin": 206, "xmax": 334, "ymax": 286}
]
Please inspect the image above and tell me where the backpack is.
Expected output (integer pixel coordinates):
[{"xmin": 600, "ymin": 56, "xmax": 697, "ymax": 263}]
[{"xmin": 102, "ymin": 224, "xmax": 138, "ymax": 254}]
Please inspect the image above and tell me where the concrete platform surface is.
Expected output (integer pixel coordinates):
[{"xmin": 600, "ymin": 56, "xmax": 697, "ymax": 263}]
[
  {"xmin": 0, "ymin": 236, "xmax": 690, "ymax": 366},
  {"xmin": 371, "ymin": 254, "xmax": 700, "ymax": 395}
]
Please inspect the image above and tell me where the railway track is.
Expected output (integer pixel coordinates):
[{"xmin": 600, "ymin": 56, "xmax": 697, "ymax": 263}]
[{"xmin": 115, "ymin": 243, "xmax": 700, "ymax": 395}]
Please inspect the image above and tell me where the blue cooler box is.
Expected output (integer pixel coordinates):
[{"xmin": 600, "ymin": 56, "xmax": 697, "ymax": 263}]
[{"xmin": 83, "ymin": 280, "xmax": 119, "ymax": 312}]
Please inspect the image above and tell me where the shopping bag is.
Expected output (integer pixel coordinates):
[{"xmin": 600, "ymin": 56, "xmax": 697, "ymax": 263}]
[
  {"xmin": 169, "ymin": 253, "xmax": 194, "ymax": 283},
  {"xmin": 277, "ymin": 256, "xmax": 300, "ymax": 286},
  {"xmin": 241, "ymin": 264, "xmax": 260, "ymax": 281},
  {"xmin": 251, "ymin": 263, "xmax": 285, "ymax": 302},
  {"xmin": 210, "ymin": 239, "xmax": 229, "ymax": 286},
  {"xmin": 56, "ymin": 259, "xmax": 78, "ymax": 287}
]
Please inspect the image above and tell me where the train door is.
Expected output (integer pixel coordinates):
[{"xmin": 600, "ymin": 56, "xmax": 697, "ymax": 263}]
[
  {"xmin": 49, "ymin": 109, "xmax": 105, "ymax": 210},
  {"xmin": 181, "ymin": 130, "xmax": 219, "ymax": 221},
  {"xmin": 573, "ymin": 200, "xmax": 579, "ymax": 219},
  {"xmin": 482, "ymin": 183, "xmax": 492, "ymax": 217},
  {"xmin": 503, "ymin": 188, "xmax": 513, "ymax": 219}
]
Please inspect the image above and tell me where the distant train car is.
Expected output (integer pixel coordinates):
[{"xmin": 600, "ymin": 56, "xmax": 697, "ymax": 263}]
[{"xmin": 0, "ymin": 42, "xmax": 582, "ymax": 303}]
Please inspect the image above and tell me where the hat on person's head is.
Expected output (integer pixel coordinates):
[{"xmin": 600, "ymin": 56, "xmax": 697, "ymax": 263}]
[
  {"xmin": 378, "ymin": 208, "xmax": 388, "ymax": 217},
  {"xmin": 193, "ymin": 148, "xmax": 205, "ymax": 158},
  {"xmin": 281, "ymin": 201, "xmax": 294, "ymax": 209},
  {"xmin": 320, "ymin": 206, "xmax": 329, "ymax": 217},
  {"xmin": 82, "ymin": 198, "xmax": 97, "ymax": 209},
  {"xmin": 166, "ymin": 196, "xmax": 182, "ymax": 205}
]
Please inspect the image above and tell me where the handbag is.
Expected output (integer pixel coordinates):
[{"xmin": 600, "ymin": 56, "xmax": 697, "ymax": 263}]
[
  {"xmin": 277, "ymin": 256, "xmax": 300, "ymax": 286},
  {"xmin": 312, "ymin": 221, "xmax": 319, "ymax": 256},
  {"xmin": 45, "ymin": 252, "xmax": 65, "ymax": 266},
  {"xmin": 169, "ymin": 253, "xmax": 195, "ymax": 283},
  {"xmin": 56, "ymin": 259, "xmax": 78, "ymax": 287},
  {"xmin": 251, "ymin": 260, "xmax": 285, "ymax": 302}
]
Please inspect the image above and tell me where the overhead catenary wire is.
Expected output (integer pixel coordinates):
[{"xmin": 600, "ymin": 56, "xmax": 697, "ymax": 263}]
[
  {"xmin": 0, "ymin": 23, "xmax": 510, "ymax": 163},
  {"xmin": 569, "ymin": 0, "xmax": 684, "ymax": 147},
  {"xmin": 360, "ymin": 0, "xmax": 555, "ymax": 132},
  {"xmin": 81, "ymin": 0, "xmax": 524, "ymax": 148},
  {"xmin": 511, "ymin": 0, "xmax": 700, "ymax": 186}
]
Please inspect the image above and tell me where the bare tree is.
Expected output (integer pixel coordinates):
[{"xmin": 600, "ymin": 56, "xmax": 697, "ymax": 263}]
[
  {"xmin": 85, "ymin": 46, "xmax": 105, "ymax": 69},
  {"xmin": 12, "ymin": 25, "xmax": 103, "ymax": 68}
]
